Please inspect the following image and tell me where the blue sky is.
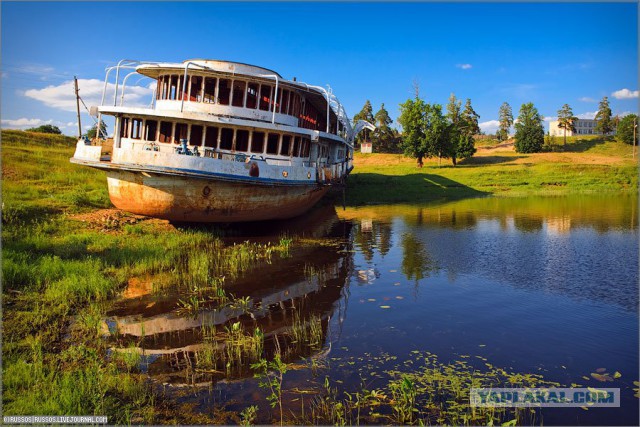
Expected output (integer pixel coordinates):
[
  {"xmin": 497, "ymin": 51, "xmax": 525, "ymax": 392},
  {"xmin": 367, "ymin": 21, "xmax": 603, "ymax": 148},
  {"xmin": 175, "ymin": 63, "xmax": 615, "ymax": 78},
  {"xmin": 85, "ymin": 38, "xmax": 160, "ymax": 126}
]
[{"xmin": 2, "ymin": 1, "xmax": 638, "ymax": 136}]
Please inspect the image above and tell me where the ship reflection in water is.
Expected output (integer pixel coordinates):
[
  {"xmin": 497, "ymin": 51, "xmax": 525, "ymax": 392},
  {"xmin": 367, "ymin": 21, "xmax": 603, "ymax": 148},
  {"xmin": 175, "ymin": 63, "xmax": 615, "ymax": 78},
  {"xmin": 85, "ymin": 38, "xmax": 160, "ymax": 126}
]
[{"xmin": 103, "ymin": 204, "xmax": 353, "ymax": 387}]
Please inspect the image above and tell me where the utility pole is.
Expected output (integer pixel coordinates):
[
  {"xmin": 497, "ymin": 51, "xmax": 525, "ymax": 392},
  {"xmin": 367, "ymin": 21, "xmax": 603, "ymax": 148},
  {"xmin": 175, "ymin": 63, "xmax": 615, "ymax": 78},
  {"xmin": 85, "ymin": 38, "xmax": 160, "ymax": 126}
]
[
  {"xmin": 633, "ymin": 116, "xmax": 637, "ymax": 159},
  {"xmin": 74, "ymin": 76, "xmax": 82, "ymax": 139}
]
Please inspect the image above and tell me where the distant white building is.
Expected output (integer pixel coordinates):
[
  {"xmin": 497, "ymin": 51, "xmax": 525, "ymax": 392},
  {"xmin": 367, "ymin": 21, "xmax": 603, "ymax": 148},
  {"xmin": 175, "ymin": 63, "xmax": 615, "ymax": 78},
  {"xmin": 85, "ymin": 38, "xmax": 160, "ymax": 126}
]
[{"xmin": 549, "ymin": 118, "xmax": 615, "ymax": 136}]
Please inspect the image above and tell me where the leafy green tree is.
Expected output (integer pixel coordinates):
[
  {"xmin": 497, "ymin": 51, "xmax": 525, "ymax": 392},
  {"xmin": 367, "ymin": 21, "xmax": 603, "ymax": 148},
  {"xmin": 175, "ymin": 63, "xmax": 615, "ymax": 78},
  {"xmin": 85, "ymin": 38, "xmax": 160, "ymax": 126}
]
[
  {"xmin": 498, "ymin": 102, "xmax": 513, "ymax": 141},
  {"xmin": 595, "ymin": 96, "xmax": 613, "ymax": 135},
  {"xmin": 353, "ymin": 100, "xmax": 375, "ymax": 145},
  {"xmin": 26, "ymin": 124, "xmax": 61, "ymax": 134},
  {"xmin": 616, "ymin": 114, "xmax": 638, "ymax": 145},
  {"xmin": 514, "ymin": 102, "xmax": 545, "ymax": 153},
  {"xmin": 462, "ymin": 98, "xmax": 481, "ymax": 135},
  {"xmin": 556, "ymin": 104, "xmax": 577, "ymax": 146},
  {"xmin": 86, "ymin": 122, "xmax": 108, "ymax": 139},
  {"xmin": 398, "ymin": 97, "xmax": 427, "ymax": 167},
  {"xmin": 423, "ymin": 103, "xmax": 450, "ymax": 166}
]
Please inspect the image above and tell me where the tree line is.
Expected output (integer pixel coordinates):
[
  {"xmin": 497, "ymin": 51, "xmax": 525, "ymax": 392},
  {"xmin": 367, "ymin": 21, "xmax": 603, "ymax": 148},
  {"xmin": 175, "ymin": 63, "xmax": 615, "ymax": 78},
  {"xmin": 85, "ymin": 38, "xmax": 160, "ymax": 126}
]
[{"xmin": 352, "ymin": 93, "xmax": 636, "ymax": 165}]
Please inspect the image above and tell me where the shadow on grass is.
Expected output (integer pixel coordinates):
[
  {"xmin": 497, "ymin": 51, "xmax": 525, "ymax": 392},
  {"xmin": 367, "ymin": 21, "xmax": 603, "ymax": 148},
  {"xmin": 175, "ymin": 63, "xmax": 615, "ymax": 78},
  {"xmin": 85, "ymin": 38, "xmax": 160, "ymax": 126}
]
[
  {"xmin": 345, "ymin": 172, "xmax": 487, "ymax": 206},
  {"xmin": 555, "ymin": 136, "xmax": 609, "ymax": 153},
  {"xmin": 459, "ymin": 155, "xmax": 525, "ymax": 166}
]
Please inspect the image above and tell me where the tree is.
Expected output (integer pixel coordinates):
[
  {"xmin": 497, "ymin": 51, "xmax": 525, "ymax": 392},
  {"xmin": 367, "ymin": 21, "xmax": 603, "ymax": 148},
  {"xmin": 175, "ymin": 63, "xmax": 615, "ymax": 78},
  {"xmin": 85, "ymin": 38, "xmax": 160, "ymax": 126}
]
[
  {"xmin": 26, "ymin": 124, "xmax": 61, "ymax": 134},
  {"xmin": 616, "ymin": 114, "xmax": 638, "ymax": 145},
  {"xmin": 462, "ymin": 99, "xmax": 481, "ymax": 135},
  {"xmin": 423, "ymin": 103, "xmax": 450, "ymax": 166},
  {"xmin": 398, "ymin": 97, "xmax": 427, "ymax": 167},
  {"xmin": 514, "ymin": 102, "xmax": 544, "ymax": 153},
  {"xmin": 86, "ymin": 122, "xmax": 108, "ymax": 139},
  {"xmin": 445, "ymin": 94, "xmax": 477, "ymax": 165},
  {"xmin": 498, "ymin": 102, "xmax": 513, "ymax": 141},
  {"xmin": 595, "ymin": 96, "xmax": 613, "ymax": 136},
  {"xmin": 353, "ymin": 100, "xmax": 375, "ymax": 145},
  {"xmin": 556, "ymin": 104, "xmax": 577, "ymax": 146},
  {"xmin": 372, "ymin": 103, "xmax": 397, "ymax": 152}
]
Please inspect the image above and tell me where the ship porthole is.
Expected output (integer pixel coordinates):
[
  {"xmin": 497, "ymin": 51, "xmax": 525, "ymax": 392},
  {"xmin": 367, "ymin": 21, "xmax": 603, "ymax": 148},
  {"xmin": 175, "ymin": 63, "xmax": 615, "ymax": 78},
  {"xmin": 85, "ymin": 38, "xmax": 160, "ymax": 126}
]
[
  {"xmin": 307, "ymin": 172, "xmax": 311, "ymax": 179},
  {"xmin": 282, "ymin": 171, "xmax": 288, "ymax": 178},
  {"xmin": 202, "ymin": 186, "xmax": 211, "ymax": 197}
]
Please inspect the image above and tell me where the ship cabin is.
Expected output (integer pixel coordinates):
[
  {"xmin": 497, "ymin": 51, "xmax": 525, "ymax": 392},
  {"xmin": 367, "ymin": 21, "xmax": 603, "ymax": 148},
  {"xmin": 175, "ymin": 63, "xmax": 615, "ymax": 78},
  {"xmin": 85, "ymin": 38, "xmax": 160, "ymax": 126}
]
[{"xmin": 98, "ymin": 60, "xmax": 354, "ymax": 183}]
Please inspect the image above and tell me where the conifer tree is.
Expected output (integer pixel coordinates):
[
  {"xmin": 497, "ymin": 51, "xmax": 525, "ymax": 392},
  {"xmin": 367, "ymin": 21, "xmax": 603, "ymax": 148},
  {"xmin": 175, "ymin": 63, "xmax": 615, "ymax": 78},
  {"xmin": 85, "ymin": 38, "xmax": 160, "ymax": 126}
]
[
  {"xmin": 353, "ymin": 100, "xmax": 375, "ymax": 145},
  {"xmin": 595, "ymin": 96, "xmax": 613, "ymax": 136},
  {"xmin": 556, "ymin": 104, "xmax": 576, "ymax": 146},
  {"xmin": 514, "ymin": 102, "xmax": 544, "ymax": 153},
  {"xmin": 498, "ymin": 102, "xmax": 513, "ymax": 141}
]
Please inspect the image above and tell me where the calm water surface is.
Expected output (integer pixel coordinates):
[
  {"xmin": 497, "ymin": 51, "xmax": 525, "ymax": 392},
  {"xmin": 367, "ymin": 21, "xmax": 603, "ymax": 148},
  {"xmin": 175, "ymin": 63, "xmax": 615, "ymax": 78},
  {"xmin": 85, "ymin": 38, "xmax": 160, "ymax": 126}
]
[{"xmin": 105, "ymin": 195, "xmax": 638, "ymax": 425}]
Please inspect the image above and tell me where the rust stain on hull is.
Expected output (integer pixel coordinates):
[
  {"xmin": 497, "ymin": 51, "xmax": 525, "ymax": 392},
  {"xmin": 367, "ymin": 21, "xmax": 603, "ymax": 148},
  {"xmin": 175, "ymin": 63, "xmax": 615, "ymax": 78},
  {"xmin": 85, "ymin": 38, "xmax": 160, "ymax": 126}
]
[{"xmin": 107, "ymin": 171, "xmax": 330, "ymax": 222}]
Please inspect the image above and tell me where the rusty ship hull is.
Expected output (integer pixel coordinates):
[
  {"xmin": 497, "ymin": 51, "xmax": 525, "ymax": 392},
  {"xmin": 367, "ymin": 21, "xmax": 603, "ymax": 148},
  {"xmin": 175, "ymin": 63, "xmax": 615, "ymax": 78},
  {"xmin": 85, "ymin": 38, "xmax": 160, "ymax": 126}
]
[{"xmin": 105, "ymin": 170, "xmax": 330, "ymax": 223}]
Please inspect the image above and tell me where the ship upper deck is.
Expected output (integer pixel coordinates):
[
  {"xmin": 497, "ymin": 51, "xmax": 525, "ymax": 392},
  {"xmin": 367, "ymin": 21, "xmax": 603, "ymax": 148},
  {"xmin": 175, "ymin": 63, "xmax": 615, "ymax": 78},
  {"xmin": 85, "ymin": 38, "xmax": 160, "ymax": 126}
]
[{"xmin": 98, "ymin": 59, "xmax": 355, "ymax": 143}]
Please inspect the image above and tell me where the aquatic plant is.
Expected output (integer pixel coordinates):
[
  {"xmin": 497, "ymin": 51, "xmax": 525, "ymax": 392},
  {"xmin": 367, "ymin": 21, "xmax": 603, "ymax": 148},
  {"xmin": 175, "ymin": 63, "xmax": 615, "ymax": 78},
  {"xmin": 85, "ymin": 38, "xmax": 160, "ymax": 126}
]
[{"xmin": 252, "ymin": 353, "xmax": 288, "ymax": 425}]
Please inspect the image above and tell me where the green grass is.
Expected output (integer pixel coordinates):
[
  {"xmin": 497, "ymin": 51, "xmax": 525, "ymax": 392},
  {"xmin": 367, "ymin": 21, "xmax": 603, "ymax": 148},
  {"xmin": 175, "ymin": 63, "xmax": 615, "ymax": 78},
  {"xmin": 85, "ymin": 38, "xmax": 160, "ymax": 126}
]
[
  {"xmin": 348, "ymin": 136, "xmax": 637, "ymax": 205},
  {"xmin": 1, "ymin": 130, "xmax": 290, "ymax": 423}
]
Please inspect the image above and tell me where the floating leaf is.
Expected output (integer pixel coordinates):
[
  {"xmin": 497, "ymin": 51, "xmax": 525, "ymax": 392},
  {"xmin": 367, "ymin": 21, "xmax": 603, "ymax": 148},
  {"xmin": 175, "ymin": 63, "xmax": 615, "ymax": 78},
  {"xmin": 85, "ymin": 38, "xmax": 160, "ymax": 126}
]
[
  {"xmin": 502, "ymin": 419, "xmax": 517, "ymax": 427},
  {"xmin": 580, "ymin": 406, "xmax": 589, "ymax": 411},
  {"xmin": 393, "ymin": 282, "xmax": 401, "ymax": 286},
  {"xmin": 613, "ymin": 371, "xmax": 622, "ymax": 379},
  {"xmin": 389, "ymin": 270, "xmax": 397, "ymax": 273},
  {"xmin": 561, "ymin": 365, "xmax": 567, "ymax": 369},
  {"xmin": 590, "ymin": 373, "xmax": 613, "ymax": 382},
  {"xmin": 395, "ymin": 296, "xmax": 404, "ymax": 300},
  {"xmin": 596, "ymin": 367, "xmax": 607, "ymax": 373},
  {"xmin": 380, "ymin": 305, "xmax": 391, "ymax": 309},
  {"xmin": 367, "ymin": 298, "xmax": 376, "ymax": 302},
  {"xmin": 478, "ymin": 344, "xmax": 486, "ymax": 347},
  {"xmin": 633, "ymin": 381, "xmax": 640, "ymax": 386}
]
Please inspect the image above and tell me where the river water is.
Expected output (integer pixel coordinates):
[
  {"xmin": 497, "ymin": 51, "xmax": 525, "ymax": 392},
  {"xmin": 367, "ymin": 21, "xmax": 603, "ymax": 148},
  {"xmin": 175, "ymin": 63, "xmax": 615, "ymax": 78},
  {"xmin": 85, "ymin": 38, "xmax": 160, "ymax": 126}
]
[{"xmin": 105, "ymin": 194, "xmax": 638, "ymax": 425}]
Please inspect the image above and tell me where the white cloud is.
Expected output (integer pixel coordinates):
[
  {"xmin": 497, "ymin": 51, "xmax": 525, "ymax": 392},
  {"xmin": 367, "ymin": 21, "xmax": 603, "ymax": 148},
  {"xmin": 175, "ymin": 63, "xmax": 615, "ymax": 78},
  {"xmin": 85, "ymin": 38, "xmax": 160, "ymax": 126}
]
[
  {"xmin": 611, "ymin": 88, "xmax": 639, "ymax": 99},
  {"xmin": 24, "ymin": 78, "xmax": 155, "ymax": 112},
  {"xmin": 456, "ymin": 63, "xmax": 472, "ymax": 70},
  {"xmin": 579, "ymin": 96, "xmax": 596, "ymax": 102},
  {"xmin": 543, "ymin": 116, "xmax": 557, "ymax": 122},
  {"xmin": 1, "ymin": 117, "xmax": 53, "ymax": 129},
  {"xmin": 576, "ymin": 111, "xmax": 597, "ymax": 120},
  {"xmin": 479, "ymin": 120, "xmax": 500, "ymax": 134}
]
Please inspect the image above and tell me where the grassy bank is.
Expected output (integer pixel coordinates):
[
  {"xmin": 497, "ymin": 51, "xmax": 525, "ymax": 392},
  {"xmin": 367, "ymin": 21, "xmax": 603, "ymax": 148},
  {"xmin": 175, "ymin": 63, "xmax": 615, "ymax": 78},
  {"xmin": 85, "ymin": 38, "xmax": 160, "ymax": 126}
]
[
  {"xmin": 1, "ymin": 130, "xmax": 290, "ymax": 423},
  {"xmin": 347, "ymin": 136, "xmax": 638, "ymax": 205}
]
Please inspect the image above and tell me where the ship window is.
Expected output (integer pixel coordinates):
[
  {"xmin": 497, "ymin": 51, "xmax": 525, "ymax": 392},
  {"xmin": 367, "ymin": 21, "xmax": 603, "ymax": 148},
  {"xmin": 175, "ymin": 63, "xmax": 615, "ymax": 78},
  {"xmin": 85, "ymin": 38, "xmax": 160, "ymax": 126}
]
[
  {"xmin": 156, "ymin": 77, "xmax": 163, "ymax": 100},
  {"xmin": 160, "ymin": 76, "xmax": 169, "ymax": 99},
  {"xmin": 189, "ymin": 76, "xmax": 202, "ymax": 102},
  {"xmin": 281, "ymin": 89, "xmax": 290, "ymax": 114},
  {"xmin": 190, "ymin": 124, "xmax": 203, "ymax": 146},
  {"xmin": 246, "ymin": 83, "xmax": 258, "ymax": 109},
  {"xmin": 145, "ymin": 120, "xmax": 158, "ymax": 141},
  {"xmin": 292, "ymin": 136, "xmax": 301, "ymax": 157},
  {"xmin": 131, "ymin": 118, "xmax": 142, "ymax": 140},
  {"xmin": 174, "ymin": 123, "xmax": 188, "ymax": 144},
  {"xmin": 219, "ymin": 128, "xmax": 233, "ymax": 150},
  {"xmin": 266, "ymin": 133, "xmax": 280, "ymax": 155},
  {"xmin": 204, "ymin": 126, "xmax": 219, "ymax": 148},
  {"xmin": 120, "ymin": 117, "xmax": 130, "ymax": 138},
  {"xmin": 274, "ymin": 88, "xmax": 282, "ymax": 113},
  {"xmin": 218, "ymin": 79, "xmax": 231, "ymax": 105},
  {"xmin": 169, "ymin": 75, "xmax": 178, "ymax": 100},
  {"xmin": 291, "ymin": 93, "xmax": 301, "ymax": 118},
  {"xmin": 232, "ymin": 81, "xmax": 246, "ymax": 107},
  {"xmin": 235, "ymin": 129, "xmax": 249, "ymax": 152},
  {"xmin": 204, "ymin": 77, "xmax": 217, "ymax": 103},
  {"xmin": 159, "ymin": 121, "xmax": 172, "ymax": 143},
  {"xmin": 177, "ymin": 75, "xmax": 184, "ymax": 100},
  {"xmin": 302, "ymin": 138, "xmax": 311, "ymax": 157},
  {"xmin": 259, "ymin": 84, "xmax": 272, "ymax": 111},
  {"xmin": 280, "ymin": 134, "xmax": 291, "ymax": 156},
  {"xmin": 251, "ymin": 131, "xmax": 265, "ymax": 153}
]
